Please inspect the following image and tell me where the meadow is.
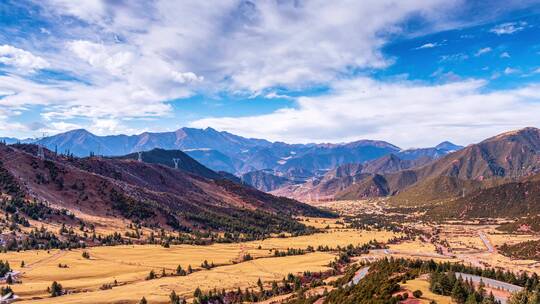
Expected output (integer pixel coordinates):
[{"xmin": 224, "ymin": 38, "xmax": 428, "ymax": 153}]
[{"xmin": 0, "ymin": 222, "xmax": 399, "ymax": 303}]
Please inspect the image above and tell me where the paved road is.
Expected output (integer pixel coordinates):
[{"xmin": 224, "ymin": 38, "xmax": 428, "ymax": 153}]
[
  {"xmin": 455, "ymin": 272, "xmax": 522, "ymax": 304},
  {"xmin": 370, "ymin": 249, "xmax": 449, "ymax": 259},
  {"xmin": 478, "ymin": 232, "xmax": 496, "ymax": 253},
  {"xmin": 344, "ymin": 266, "xmax": 369, "ymax": 287}
]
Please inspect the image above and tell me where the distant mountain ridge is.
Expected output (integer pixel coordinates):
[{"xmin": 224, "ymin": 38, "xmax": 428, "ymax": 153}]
[
  {"xmin": 28, "ymin": 128, "xmax": 461, "ymax": 181},
  {"xmin": 270, "ymin": 127, "xmax": 540, "ymax": 208},
  {"xmin": 37, "ymin": 128, "xmax": 271, "ymax": 157},
  {"xmin": 270, "ymin": 152, "xmax": 434, "ymax": 201}
]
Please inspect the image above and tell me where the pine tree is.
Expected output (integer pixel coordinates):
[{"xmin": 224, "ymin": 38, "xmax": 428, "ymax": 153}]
[
  {"xmin": 139, "ymin": 296, "xmax": 147, "ymax": 304},
  {"xmin": 194, "ymin": 287, "xmax": 202, "ymax": 298},
  {"xmin": 50, "ymin": 281, "xmax": 63, "ymax": 297},
  {"xmin": 170, "ymin": 290, "xmax": 181, "ymax": 304},
  {"xmin": 451, "ymin": 280, "xmax": 467, "ymax": 304},
  {"xmin": 257, "ymin": 278, "xmax": 264, "ymax": 292},
  {"xmin": 465, "ymin": 293, "xmax": 477, "ymax": 304},
  {"xmin": 272, "ymin": 281, "xmax": 279, "ymax": 294},
  {"xmin": 176, "ymin": 265, "xmax": 186, "ymax": 276},
  {"xmin": 6, "ymin": 274, "xmax": 13, "ymax": 285}
]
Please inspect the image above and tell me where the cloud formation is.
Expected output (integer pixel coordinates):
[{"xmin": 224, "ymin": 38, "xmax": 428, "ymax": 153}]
[
  {"xmin": 0, "ymin": 45, "xmax": 49, "ymax": 73},
  {"xmin": 0, "ymin": 0, "xmax": 465, "ymax": 135},
  {"xmin": 1, "ymin": 1, "xmax": 539, "ymax": 143},
  {"xmin": 415, "ymin": 42, "xmax": 441, "ymax": 49},
  {"xmin": 191, "ymin": 78, "xmax": 540, "ymax": 147},
  {"xmin": 490, "ymin": 21, "xmax": 527, "ymax": 35},
  {"xmin": 474, "ymin": 47, "xmax": 492, "ymax": 56}
]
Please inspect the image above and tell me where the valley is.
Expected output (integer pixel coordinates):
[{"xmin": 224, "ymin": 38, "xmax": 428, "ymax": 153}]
[
  {"xmin": 1, "ymin": 221, "xmax": 399, "ymax": 303},
  {"xmin": 1, "ymin": 198, "xmax": 539, "ymax": 304}
]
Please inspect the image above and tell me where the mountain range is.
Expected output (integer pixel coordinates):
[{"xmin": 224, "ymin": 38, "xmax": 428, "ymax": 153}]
[
  {"xmin": 2, "ymin": 126, "xmax": 540, "ymax": 220},
  {"xmin": 24, "ymin": 128, "xmax": 463, "ymax": 187},
  {"xmin": 0, "ymin": 143, "xmax": 332, "ymax": 242},
  {"xmin": 271, "ymin": 127, "xmax": 540, "ymax": 219}
]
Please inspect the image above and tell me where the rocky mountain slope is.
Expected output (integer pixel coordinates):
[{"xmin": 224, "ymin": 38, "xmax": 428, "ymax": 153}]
[
  {"xmin": 389, "ymin": 127, "xmax": 540, "ymax": 205},
  {"xmin": 240, "ymin": 170, "xmax": 299, "ymax": 192},
  {"xmin": 271, "ymin": 154, "xmax": 433, "ymax": 201},
  {"xmin": 273, "ymin": 127, "xmax": 540, "ymax": 205},
  {"xmin": 428, "ymin": 172, "xmax": 540, "ymax": 218},
  {"xmin": 0, "ymin": 143, "xmax": 332, "ymax": 242}
]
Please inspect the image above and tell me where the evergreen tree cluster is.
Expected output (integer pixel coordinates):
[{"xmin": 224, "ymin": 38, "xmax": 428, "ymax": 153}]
[
  {"xmin": 0, "ymin": 260, "xmax": 11, "ymax": 277},
  {"xmin": 430, "ymin": 272, "xmax": 499, "ymax": 304}
]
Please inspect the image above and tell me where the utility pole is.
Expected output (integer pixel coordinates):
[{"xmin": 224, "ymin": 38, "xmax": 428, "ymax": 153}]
[
  {"xmin": 172, "ymin": 158, "xmax": 180, "ymax": 169},
  {"xmin": 37, "ymin": 132, "xmax": 46, "ymax": 160}
]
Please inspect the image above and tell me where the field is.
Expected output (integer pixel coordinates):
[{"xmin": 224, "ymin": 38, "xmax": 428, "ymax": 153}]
[
  {"xmin": 0, "ymin": 223, "xmax": 399, "ymax": 303},
  {"xmin": 21, "ymin": 252, "xmax": 335, "ymax": 304},
  {"xmin": 400, "ymin": 277, "xmax": 453, "ymax": 304},
  {"xmin": 5, "ymin": 199, "xmax": 540, "ymax": 304}
]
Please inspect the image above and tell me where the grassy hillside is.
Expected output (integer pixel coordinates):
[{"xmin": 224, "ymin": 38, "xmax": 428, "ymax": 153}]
[
  {"xmin": 427, "ymin": 174, "xmax": 540, "ymax": 218},
  {"xmin": 500, "ymin": 240, "xmax": 540, "ymax": 260}
]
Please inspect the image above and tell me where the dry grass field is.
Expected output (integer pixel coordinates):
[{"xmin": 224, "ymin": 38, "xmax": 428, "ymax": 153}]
[
  {"xmin": 6, "ymin": 198, "xmax": 540, "ymax": 304},
  {"xmin": 297, "ymin": 217, "xmax": 345, "ymax": 229},
  {"xmin": 21, "ymin": 252, "xmax": 335, "ymax": 304},
  {"xmin": 0, "ymin": 226, "xmax": 399, "ymax": 303},
  {"xmin": 401, "ymin": 277, "xmax": 453, "ymax": 304}
]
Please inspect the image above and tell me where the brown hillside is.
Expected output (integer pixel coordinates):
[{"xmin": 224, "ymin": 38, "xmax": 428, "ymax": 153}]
[{"xmin": 0, "ymin": 144, "xmax": 332, "ymax": 239}]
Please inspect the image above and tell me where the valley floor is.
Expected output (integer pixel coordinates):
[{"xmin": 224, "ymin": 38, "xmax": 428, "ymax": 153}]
[
  {"xmin": 2, "ymin": 225, "xmax": 398, "ymax": 303},
  {"xmin": 3, "ymin": 201, "xmax": 540, "ymax": 304}
]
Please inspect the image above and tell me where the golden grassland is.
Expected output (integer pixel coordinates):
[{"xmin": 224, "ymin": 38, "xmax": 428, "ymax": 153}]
[
  {"xmin": 433, "ymin": 224, "xmax": 540, "ymax": 274},
  {"xmin": 0, "ymin": 227, "xmax": 399, "ymax": 303},
  {"xmin": 401, "ymin": 277, "xmax": 453, "ymax": 304},
  {"xmin": 22, "ymin": 252, "xmax": 335, "ymax": 304},
  {"xmin": 296, "ymin": 217, "xmax": 345, "ymax": 229},
  {"xmin": 388, "ymin": 240, "xmax": 437, "ymax": 253},
  {"xmin": 487, "ymin": 232, "xmax": 540, "ymax": 247}
]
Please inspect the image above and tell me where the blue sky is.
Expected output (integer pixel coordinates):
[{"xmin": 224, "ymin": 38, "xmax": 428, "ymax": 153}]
[{"xmin": 1, "ymin": 0, "xmax": 540, "ymax": 147}]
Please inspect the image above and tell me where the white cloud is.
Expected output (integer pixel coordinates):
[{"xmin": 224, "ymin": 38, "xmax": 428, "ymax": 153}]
[
  {"xmin": 500, "ymin": 52, "xmax": 510, "ymax": 58},
  {"xmin": 46, "ymin": 0, "xmax": 105, "ymax": 24},
  {"xmin": 170, "ymin": 71, "xmax": 204, "ymax": 84},
  {"xmin": 0, "ymin": 74, "xmax": 175, "ymax": 120},
  {"xmin": 67, "ymin": 40, "xmax": 134, "ymax": 76},
  {"xmin": 490, "ymin": 21, "xmax": 527, "ymax": 35},
  {"xmin": 0, "ymin": 107, "xmax": 28, "ymax": 136},
  {"xmin": 0, "ymin": 45, "xmax": 49, "ymax": 72},
  {"xmin": 3, "ymin": 1, "xmax": 537, "ymax": 142},
  {"xmin": 265, "ymin": 92, "xmax": 293, "ymax": 99},
  {"xmin": 474, "ymin": 47, "xmax": 492, "ymax": 56},
  {"xmin": 415, "ymin": 42, "xmax": 440, "ymax": 50},
  {"xmin": 41, "ymin": 0, "xmax": 460, "ymax": 92},
  {"xmin": 440, "ymin": 53, "xmax": 469, "ymax": 62},
  {"xmin": 0, "ymin": 0, "xmax": 465, "ymax": 135},
  {"xmin": 46, "ymin": 121, "xmax": 83, "ymax": 134},
  {"xmin": 504, "ymin": 67, "xmax": 520, "ymax": 75},
  {"xmin": 190, "ymin": 78, "xmax": 540, "ymax": 147}
]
